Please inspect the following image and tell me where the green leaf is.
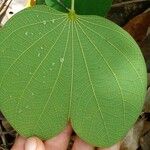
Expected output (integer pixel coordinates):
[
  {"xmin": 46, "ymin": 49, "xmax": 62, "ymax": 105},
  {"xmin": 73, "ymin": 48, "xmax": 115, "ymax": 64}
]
[
  {"xmin": 0, "ymin": 6, "xmax": 147, "ymax": 147},
  {"xmin": 45, "ymin": 0, "xmax": 112, "ymax": 16},
  {"xmin": 36, "ymin": 0, "xmax": 45, "ymax": 4},
  {"xmin": 45, "ymin": 0, "xmax": 65, "ymax": 12}
]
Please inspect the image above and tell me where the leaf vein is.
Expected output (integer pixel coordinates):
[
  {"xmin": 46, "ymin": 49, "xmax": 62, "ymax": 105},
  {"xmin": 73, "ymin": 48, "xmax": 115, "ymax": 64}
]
[
  {"xmin": 0, "ymin": 18, "xmax": 67, "ymax": 88},
  {"xmin": 68, "ymin": 21, "xmax": 74, "ymax": 120},
  {"xmin": 77, "ymin": 19, "xmax": 144, "ymax": 104},
  {"xmin": 0, "ymin": 16, "xmax": 66, "ymax": 47},
  {"xmin": 33, "ymin": 20, "xmax": 71, "ymax": 131},
  {"xmin": 75, "ymin": 22, "xmax": 110, "ymax": 144}
]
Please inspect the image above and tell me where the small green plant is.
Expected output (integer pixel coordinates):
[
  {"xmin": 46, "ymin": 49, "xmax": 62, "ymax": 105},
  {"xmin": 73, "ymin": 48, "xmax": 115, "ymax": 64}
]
[{"xmin": 0, "ymin": 0, "xmax": 147, "ymax": 148}]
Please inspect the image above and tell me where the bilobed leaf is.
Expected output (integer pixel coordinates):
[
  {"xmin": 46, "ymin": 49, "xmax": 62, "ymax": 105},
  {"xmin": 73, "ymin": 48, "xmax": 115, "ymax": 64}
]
[
  {"xmin": 45, "ymin": 0, "xmax": 112, "ymax": 16},
  {"xmin": 0, "ymin": 6, "xmax": 147, "ymax": 147}
]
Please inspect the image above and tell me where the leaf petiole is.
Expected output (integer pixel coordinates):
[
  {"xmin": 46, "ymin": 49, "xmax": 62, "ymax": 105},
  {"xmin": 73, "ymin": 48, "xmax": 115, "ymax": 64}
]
[{"xmin": 71, "ymin": 0, "xmax": 75, "ymax": 11}]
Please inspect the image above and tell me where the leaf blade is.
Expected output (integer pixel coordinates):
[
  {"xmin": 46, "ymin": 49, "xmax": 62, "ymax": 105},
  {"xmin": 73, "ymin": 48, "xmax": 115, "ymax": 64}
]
[{"xmin": 0, "ymin": 6, "xmax": 147, "ymax": 147}]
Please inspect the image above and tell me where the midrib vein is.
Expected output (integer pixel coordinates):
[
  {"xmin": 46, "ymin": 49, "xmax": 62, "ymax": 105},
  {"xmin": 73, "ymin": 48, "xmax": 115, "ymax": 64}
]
[{"xmin": 68, "ymin": 21, "xmax": 74, "ymax": 120}]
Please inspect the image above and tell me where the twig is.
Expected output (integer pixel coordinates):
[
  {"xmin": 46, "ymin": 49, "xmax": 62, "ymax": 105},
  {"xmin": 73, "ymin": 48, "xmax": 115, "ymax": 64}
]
[
  {"xmin": 0, "ymin": 129, "xmax": 15, "ymax": 135},
  {"xmin": 0, "ymin": 0, "xmax": 12, "ymax": 16},
  {"xmin": 112, "ymin": 0, "xmax": 149, "ymax": 7},
  {"xmin": 0, "ymin": 0, "xmax": 11, "ymax": 12},
  {"xmin": 0, "ymin": 123, "xmax": 7, "ymax": 148},
  {"xmin": 0, "ymin": 0, "xmax": 7, "ymax": 12},
  {"xmin": 0, "ymin": 146, "xmax": 7, "ymax": 150},
  {"xmin": 0, "ymin": 0, "xmax": 13, "ymax": 24}
]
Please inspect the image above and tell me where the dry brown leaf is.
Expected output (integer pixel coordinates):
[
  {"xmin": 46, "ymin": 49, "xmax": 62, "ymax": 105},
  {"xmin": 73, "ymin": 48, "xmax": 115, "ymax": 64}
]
[
  {"xmin": 1, "ymin": 120, "xmax": 13, "ymax": 132},
  {"xmin": 120, "ymin": 119, "xmax": 145, "ymax": 150},
  {"xmin": 142, "ymin": 121, "xmax": 150, "ymax": 135},
  {"xmin": 148, "ymin": 74, "xmax": 150, "ymax": 87},
  {"xmin": 144, "ymin": 87, "xmax": 150, "ymax": 113},
  {"xmin": 140, "ymin": 130, "xmax": 150, "ymax": 150},
  {"xmin": 124, "ymin": 11, "xmax": 150, "ymax": 42},
  {"xmin": 140, "ymin": 32, "xmax": 150, "ymax": 59}
]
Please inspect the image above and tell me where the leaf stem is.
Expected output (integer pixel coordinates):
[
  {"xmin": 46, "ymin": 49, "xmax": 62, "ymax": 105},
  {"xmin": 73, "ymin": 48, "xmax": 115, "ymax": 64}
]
[
  {"xmin": 68, "ymin": 0, "xmax": 76, "ymax": 20},
  {"xmin": 71, "ymin": 0, "xmax": 75, "ymax": 11}
]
